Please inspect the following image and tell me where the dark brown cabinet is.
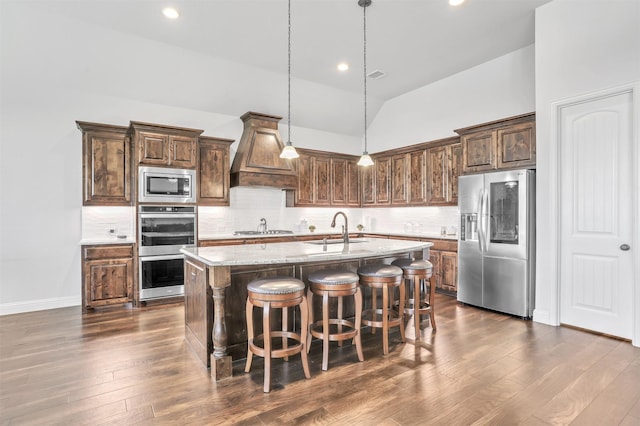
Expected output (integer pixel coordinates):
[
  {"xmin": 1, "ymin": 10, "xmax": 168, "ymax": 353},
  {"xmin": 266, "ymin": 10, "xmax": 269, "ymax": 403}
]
[
  {"xmin": 407, "ymin": 150, "xmax": 427, "ymax": 205},
  {"xmin": 82, "ymin": 244, "xmax": 134, "ymax": 311},
  {"xmin": 130, "ymin": 121, "xmax": 203, "ymax": 168},
  {"xmin": 427, "ymin": 140, "xmax": 461, "ymax": 206},
  {"xmin": 426, "ymin": 239, "xmax": 458, "ymax": 294},
  {"xmin": 197, "ymin": 136, "xmax": 234, "ymax": 206},
  {"xmin": 77, "ymin": 121, "xmax": 131, "ymax": 206},
  {"xmin": 375, "ymin": 156, "xmax": 392, "ymax": 205},
  {"xmin": 391, "ymin": 154, "xmax": 408, "ymax": 205},
  {"xmin": 456, "ymin": 113, "xmax": 535, "ymax": 174},
  {"xmin": 289, "ymin": 149, "xmax": 359, "ymax": 207}
]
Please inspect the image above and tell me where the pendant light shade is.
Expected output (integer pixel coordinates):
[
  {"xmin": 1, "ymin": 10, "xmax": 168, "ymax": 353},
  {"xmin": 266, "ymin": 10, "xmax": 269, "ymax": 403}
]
[
  {"xmin": 357, "ymin": 0, "xmax": 373, "ymax": 167},
  {"xmin": 280, "ymin": 0, "xmax": 299, "ymax": 159}
]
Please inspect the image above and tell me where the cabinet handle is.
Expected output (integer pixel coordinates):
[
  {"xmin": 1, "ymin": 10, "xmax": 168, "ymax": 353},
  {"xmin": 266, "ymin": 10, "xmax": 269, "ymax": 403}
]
[{"xmin": 620, "ymin": 244, "xmax": 631, "ymax": 251}]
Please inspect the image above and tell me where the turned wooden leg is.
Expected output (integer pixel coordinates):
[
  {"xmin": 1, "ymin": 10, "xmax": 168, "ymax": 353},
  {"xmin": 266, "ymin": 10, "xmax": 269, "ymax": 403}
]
[
  {"xmin": 398, "ymin": 281, "xmax": 406, "ymax": 343},
  {"xmin": 382, "ymin": 283, "xmax": 389, "ymax": 355},
  {"xmin": 307, "ymin": 289, "xmax": 313, "ymax": 353},
  {"xmin": 429, "ymin": 275, "xmax": 437, "ymax": 331},
  {"xmin": 244, "ymin": 298, "xmax": 254, "ymax": 373},
  {"xmin": 322, "ymin": 292, "xmax": 330, "ymax": 371},
  {"xmin": 263, "ymin": 302, "xmax": 272, "ymax": 393},
  {"xmin": 354, "ymin": 287, "xmax": 364, "ymax": 362},
  {"xmin": 414, "ymin": 277, "xmax": 421, "ymax": 341},
  {"xmin": 299, "ymin": 295, "xmax": 311, "ymax": 379}
]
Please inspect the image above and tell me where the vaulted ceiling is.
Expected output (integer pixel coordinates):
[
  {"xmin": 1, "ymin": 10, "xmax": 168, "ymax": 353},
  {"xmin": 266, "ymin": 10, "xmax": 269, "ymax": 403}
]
[{"xmin": 7, "ymin": 0, "xmax": 551, "ymax": 135}]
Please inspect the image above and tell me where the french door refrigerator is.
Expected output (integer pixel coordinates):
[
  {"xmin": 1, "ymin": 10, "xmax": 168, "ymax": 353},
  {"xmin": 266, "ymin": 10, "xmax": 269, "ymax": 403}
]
[{"xmin": 458, "ymin": 169, "xmax": 535, "ymax": 318}]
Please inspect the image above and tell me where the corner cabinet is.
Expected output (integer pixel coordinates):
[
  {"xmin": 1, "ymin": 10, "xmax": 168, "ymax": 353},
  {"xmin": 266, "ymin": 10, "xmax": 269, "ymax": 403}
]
[
  {"xmin": 198, "ymin": 136, "xmax": 234, "ymax": 206},
  {"xmin": 129, "ymin": 121, "xmax": 203, "ymax": 169},
  {"xmin": 455, "ymin": 113, "xmax": 536, "ymax": 174},
  {"xmin": 82, "ymin": 244, "xmax": 134, "ymax": 311},
  {"xmin": 77, "ymin": 121, "xmax": 131, "ymax": 206}
]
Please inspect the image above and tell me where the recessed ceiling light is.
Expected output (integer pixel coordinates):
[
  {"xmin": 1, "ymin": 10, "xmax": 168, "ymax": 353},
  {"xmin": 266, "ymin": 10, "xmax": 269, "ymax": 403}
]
[
  {"xmin": 449, "ymin": 0, "xmax": 465, "ymax": 6},
  {"xmin": 162, "ymin": 7, "xmax": 180, "ymax": 19},
  {"xmin": 337, "ymin": 63, "xmax": 349, "ymax": 72}
]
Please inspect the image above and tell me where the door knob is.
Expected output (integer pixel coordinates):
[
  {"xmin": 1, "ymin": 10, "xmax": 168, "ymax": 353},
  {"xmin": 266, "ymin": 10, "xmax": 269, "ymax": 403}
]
[{"xmin": 620, "ymin": 244, "xmax": 631, "ymax": 251}]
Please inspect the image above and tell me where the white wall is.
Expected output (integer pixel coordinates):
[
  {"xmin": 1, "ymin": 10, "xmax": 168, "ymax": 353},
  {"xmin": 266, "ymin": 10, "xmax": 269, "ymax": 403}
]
[
  {"xmin": 534, "ymin": 0, "xmax": 640, "ymax": 326},
  {"xmin": 367, "ymin": 45, "xmax": 536, "ymax": 151}
]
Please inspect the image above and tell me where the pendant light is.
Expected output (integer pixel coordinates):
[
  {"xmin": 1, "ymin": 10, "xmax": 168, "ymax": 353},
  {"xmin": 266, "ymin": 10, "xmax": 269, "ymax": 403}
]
[
  {"xmin": 357, "ymin": 0, "xmax": 374, "ymax": 167},
  {"xmin": 280, "ymin": 0, "xmax": 300, "ymax": 159}
]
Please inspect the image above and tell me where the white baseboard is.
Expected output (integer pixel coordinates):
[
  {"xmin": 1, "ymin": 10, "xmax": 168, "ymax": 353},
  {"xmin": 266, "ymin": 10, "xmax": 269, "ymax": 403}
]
[{"xmin": 0, "ymin": 296, "xmax": 80, "ymax": 316}]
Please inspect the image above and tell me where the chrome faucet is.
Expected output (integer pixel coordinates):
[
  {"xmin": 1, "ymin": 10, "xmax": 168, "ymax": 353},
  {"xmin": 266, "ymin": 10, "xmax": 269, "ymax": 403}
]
[
  {"xmin": 330, "ymin": 211, "xmax": 349, "ymax": 244},
  {"xmin": 257, "ymin": 218, "xmax": 267, "ymax": 234}
]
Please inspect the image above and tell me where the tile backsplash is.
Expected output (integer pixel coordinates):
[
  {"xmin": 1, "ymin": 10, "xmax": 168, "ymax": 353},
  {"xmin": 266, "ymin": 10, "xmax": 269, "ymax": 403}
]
[{"xmin": 82, "ymin": 187, "xmax": 459, "ymax": 240}]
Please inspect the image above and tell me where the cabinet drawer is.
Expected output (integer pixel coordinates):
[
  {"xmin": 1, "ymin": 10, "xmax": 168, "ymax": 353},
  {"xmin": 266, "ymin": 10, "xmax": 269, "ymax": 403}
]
[{"xmin": 83, "ymin": 245, "xmax": 134, "ymax": 260}]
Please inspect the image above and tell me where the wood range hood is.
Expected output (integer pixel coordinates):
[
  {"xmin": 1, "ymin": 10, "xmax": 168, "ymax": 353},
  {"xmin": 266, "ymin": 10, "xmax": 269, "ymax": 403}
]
[{"xmin": 230, "ymin": 111, "xmax": 298, "ymax": 190}]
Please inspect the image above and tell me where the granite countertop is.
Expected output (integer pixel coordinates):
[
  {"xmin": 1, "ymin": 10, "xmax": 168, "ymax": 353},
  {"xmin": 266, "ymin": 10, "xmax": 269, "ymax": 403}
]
[
  {"xmin": 182, "ymin": 237, "xmax": 433, "ymax": 266},
  {"xmin": 198, "ymin": 230, "xmax": 457, "ymax": 241},
  {"xmin": 80, "ymin": 237, "xmax": 135, "ymax": 245}
]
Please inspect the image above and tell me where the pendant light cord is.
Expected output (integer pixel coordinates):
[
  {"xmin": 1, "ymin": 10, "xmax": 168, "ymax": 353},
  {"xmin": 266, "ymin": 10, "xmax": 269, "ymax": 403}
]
[
  {"xmin": 363, "ymin": 2, "xmax": 368, "ymax": 153},
  {"xmin": 288, "ymin": 0, "xmax": 292, "ymax": 144}
]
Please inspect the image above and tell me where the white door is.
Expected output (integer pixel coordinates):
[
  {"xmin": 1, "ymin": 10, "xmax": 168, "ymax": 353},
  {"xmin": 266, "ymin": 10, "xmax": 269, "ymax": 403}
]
[{"xmin": 559, "ymin": 90, "xmax": 634, "ymax": 339}]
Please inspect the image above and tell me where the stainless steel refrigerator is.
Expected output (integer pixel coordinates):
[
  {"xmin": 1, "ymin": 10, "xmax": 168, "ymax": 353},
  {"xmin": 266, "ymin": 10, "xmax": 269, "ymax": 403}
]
[{"xmin": 457, "ymin": 169, "xmax": 535, "ymax": 318}]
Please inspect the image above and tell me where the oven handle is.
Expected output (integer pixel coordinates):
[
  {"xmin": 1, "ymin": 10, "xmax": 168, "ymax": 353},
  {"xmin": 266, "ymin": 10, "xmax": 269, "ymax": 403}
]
[
  {"xmin": 139, "ymin": 214, "xmax": 196, "ymax": 219},
  {"xmin": 139, "ymin": 254, "xmax": 185, "ymax": 262}
]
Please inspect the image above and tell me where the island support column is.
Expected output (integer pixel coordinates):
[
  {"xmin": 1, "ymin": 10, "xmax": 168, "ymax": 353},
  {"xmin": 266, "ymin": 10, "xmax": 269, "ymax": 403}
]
[{"xmin": 209, "ymin": 265, "xmax": 232, "ymax": 380}]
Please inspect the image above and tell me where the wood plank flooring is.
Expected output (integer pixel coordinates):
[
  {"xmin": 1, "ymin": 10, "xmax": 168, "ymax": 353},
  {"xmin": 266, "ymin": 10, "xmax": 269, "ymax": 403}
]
[{"xmin": 1, "ymin": 294, "xmax": 639, "ymax": 425}]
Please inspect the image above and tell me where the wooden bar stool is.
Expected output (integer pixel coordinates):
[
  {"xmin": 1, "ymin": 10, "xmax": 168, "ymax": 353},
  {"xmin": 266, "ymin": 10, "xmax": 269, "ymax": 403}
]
[
  {"xmin": 244, "ymin": 276, "xmax": 311, "ymax": 393},
  {"xmin": 392, "ymin": 258, "xmax": 436, "ymax": 341},
  {"xmin": 357, "ymin": 264, "xmax": 405, "ymax": 355},
  {"xmin": 307, "ymin": 268, "xmax": 364, "ymax": 371}
]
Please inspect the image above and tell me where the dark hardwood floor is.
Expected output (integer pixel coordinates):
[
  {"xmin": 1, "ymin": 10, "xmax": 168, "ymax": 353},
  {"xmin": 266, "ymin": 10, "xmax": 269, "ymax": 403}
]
[{"xmin": 1, "ymin": 294, "xmax": 639, "ymax": 425}]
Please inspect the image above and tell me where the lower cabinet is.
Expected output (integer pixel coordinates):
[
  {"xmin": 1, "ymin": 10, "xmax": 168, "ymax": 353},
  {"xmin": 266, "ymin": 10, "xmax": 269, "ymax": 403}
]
[{"xmin": 82, "ymin": 244, "xmax": 134, "ymax": 311}]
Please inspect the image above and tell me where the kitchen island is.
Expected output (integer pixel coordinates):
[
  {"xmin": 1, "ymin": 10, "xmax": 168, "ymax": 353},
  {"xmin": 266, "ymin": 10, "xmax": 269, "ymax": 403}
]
[{"xmin": 181, "ymin": 237, "xmax": 432, "ymax": 380}]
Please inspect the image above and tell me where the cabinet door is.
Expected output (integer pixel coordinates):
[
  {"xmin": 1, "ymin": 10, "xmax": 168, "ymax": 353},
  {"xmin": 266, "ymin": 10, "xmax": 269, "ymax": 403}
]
[
  {"xmin": 83, "ymin": 258, "xmax": 133, "ymax": 308},
  {"xmin": 345, "ymin": 160, "xmax": 361, "ymax": 207},
  {"xmin": 138, "ymin": 132, "xmax": 170, "ymax": 165},
  {"xmin": 331, "ymin": 158, "xmax": 347, "ymax": 205},
  {"xmin": 391, "ymin": 154, "xmax": 408, "ymax": 205},
  {"xmin": 441, "ymin": 251, "xmax": 458, "ymax": 292},
  {"xmin": 427, "ymin": 146, "xmax": 447, "ymax": 205},
  {"xmin": 497, "ymin": 121, "xmax": 536, "ymax": 169},
  {"xmin": 448, "ymin": 143, "xmax": 462, "ymax": 204},
  {"xmin": 375, "ymin": 156, "xmax": 391, "ymax": 205},
  {"xmin": 462, "ymin": 130, "xmax": 496, "ymax": 174},
  {"xmin": 315, "ymin": 157, "xmax": 331, "ymax": 205},
  {"xmin": 198, "ymin": 140, "xmax": 230, "ymax": 206},
  {"xmin": 361, "ymin": 164, "xmax": 375, "ymax": 205},
  {"xmin": 184, "ymin": 257, "xmax": 210, "ymax": 365},
  {"xmin": 82, "ymin": 130, "xmax": 131, "ymax": 206},
  {"xmin": 408, "ymin": 150, "xmax": 427, "ymax": 205},
  {"xmin": 428, "ymin": 249, "xmax": 442, "ymax": 290},
  {"xmin": 295, "ymin": 152, "xmax": 314, "ymax": 206},
  {"xmin": 170, "ymin": 135, "xmax": 197, "ymax": 168}
]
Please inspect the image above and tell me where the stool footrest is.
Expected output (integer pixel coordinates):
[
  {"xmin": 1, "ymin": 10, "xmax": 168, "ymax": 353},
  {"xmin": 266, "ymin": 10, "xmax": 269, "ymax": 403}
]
[
  {"xmin": 362, "ymin": 308, "xmax": 403, "ymax": 328},
  {"xmin": 309, "ymin": 319, "xmax": 358, "ymax": 341}
]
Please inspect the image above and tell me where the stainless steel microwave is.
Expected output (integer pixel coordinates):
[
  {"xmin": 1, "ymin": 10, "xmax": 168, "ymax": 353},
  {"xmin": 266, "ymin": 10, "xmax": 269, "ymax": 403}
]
[{"xmin": 138, "ymin": 166, "xmax": 196, "ymax": 204}]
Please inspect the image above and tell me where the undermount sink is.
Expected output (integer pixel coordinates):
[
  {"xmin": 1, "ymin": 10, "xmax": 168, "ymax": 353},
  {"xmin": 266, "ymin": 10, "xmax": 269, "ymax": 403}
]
[
  {"xmin": 233, "ymin": 230, "xmax": 294, "ymax": 236},
  {"xmin": 305, "ymin": 238, "xmax": 368, "ymax": 245}
]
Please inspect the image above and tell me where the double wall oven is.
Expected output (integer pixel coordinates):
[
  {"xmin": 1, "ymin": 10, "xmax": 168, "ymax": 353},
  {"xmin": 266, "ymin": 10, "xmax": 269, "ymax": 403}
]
[{"xmin": 138, "ymin": 205, "xmax": 196, "ymax": 300}]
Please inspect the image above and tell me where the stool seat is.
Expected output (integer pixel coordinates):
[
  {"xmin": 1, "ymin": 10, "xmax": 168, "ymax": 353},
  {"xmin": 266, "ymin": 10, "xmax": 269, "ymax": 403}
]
[
  {"xmin": 248, "ymin": 277, "xmax": 306, "ymax": 295},
  {"xmin": 308, "ymin": 268, "xmax": 363, "ymax": 371},
  {"xmin": 357, "ymin": 263, "xmax": 405, "ymax": 355},
  {"xmin": 392, "ymin": 258, "xmax": 436, "ymax": 340},
  {"xmin": 357, "ymin": 264, "xmax": 404, "ymax": 278},
  {"xmin": 391, "ymin": 258, "xmax": 433, "ymax": 273},
  {"xmin": 309, "ymin": 269, "xmax": 359, "ymax": 285},
  {"xmin": 245, "ymin": 276, "xmax": 310, "ymax": 392}
]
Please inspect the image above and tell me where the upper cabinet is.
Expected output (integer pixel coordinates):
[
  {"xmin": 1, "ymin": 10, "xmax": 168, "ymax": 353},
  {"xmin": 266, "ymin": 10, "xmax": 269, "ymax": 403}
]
[
  {"xmin": 427, "ymin": 138, "xmax": 461, "ymax": 206},
  {"xmin": 77, "ymin": 121, "xmax": 131, "ymax": 206},
  {"xmin": 287, "ymin": 149, "xmax": 359, "ymax": 207},
  {"xmin": 129, "ymin": 121, "xmax": 203, "ymax": 169},
  {"xmin": 198, "ymin": 136, "xmax": 234, "ymax": 206},
  {"xmin": 455, "ymin": 113, "xmax": 536, "ymax": 174}
]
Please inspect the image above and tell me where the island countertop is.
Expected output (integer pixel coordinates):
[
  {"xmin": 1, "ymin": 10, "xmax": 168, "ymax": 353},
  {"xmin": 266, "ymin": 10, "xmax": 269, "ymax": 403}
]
[{"xmin": 181, "ymin": 237, "xmax": 433, "ymax": 266}]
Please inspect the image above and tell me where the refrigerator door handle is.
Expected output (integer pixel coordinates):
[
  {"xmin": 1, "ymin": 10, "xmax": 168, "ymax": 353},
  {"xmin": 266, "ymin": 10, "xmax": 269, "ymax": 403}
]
[
  {"xmin": 483, "ymin": 190, "xmax": 490, "ymax": 251},
  {"xmin": 477, "ymin": 189, "xmax": 485, "ymax": 253}
]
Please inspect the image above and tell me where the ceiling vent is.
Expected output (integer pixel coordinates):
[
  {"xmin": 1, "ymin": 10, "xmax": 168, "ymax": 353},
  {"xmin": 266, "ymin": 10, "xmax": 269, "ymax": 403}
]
[
  {"xmin": 230, "ymin": 111, "xmax": 298, "ymax": 190},
  {"xmin": 367, "ymin": 70, "xmax": 386, "ymax": 79}
]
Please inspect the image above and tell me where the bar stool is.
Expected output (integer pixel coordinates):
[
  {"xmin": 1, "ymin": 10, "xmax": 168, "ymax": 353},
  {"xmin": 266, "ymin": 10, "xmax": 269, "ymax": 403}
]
[
  {"xmin": 392, "ymin": 258, "xmax": 436, "ymax": 341},
  {"xmin": 307, "ymin": 268, "xmax": 364, "ymax": 371},
  {"xmin": 244, "ymin": 276, "xmax": 311, "ymax": 393},
  {"xmin": 357, "ymin": 264, "xmax": 405, "ymax": 355}
]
